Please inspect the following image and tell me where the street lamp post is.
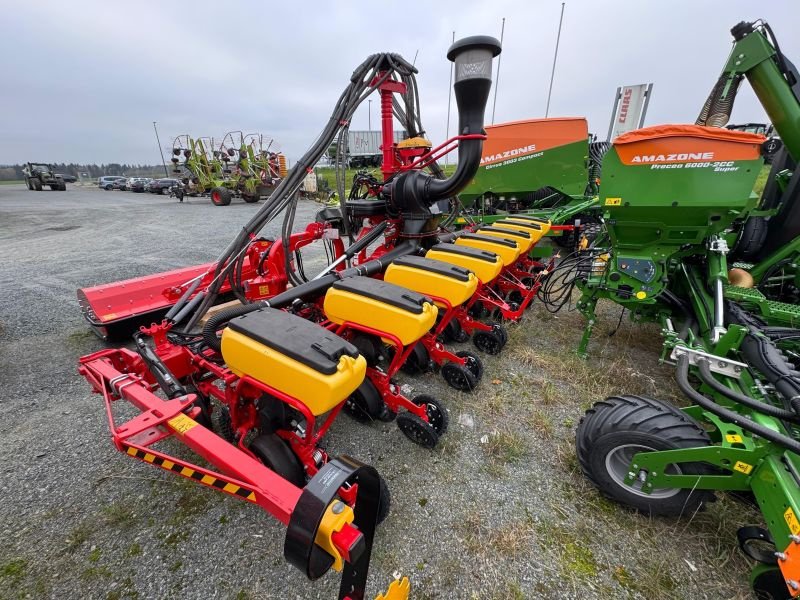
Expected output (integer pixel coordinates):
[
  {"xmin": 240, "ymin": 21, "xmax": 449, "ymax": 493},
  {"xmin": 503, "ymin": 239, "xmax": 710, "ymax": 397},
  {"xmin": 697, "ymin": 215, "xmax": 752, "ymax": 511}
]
[{"xmin": 153, "ymin": 121, "xmax": 169, "ymax": 177}]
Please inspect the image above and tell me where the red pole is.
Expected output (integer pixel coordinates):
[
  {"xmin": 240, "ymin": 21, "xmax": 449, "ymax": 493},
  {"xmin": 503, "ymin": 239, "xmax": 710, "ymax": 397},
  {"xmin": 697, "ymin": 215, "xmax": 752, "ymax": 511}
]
[{"xmin": 380, "ymin": 82, "xmax": 395, "ymax": 181}]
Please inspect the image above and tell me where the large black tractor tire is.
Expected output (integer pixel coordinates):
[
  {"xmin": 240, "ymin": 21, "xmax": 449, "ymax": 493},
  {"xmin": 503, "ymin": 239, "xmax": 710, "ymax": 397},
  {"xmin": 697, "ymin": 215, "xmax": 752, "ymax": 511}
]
[
  {"xmin": 210, "ymin": 187, "xmax": 232, "ymax": 206},
  {"xmin": 733, "ymin": 216, "xmax": 769, "ymax": 261},
  {"xmin": 242, "ymin": 194, "xmax": 260, "ymax": 203},
  {"xmin": 33, "ymin": 179, "xmax": 43, "ymax": 191},
  {"xmin": 249, "ymin": 433, "xmax": 305, "ymax": 487},
  {"xmin": 25, "ymin": 179, "xmax": 32, "ymax": 190},
  {"xmin": 576, "ymin": 394, "xmax": 715, "ymax": 516}
]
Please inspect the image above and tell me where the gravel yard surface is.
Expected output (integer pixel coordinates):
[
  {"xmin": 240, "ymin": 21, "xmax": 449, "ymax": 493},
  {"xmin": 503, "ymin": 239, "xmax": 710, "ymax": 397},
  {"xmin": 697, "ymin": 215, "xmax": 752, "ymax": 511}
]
[{"xmin": 0, "ymin": 185, "xmax": 759, "ymax": 599}]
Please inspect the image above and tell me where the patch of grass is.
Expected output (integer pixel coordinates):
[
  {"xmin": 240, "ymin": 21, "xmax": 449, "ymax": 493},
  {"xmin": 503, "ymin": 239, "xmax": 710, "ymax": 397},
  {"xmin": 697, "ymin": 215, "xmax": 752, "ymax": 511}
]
[
  {"xmin": 103, "ymin": 502, "xmax": 136, "ymax": 529},
  {"xmin": 88, "ymin": 548, "xmax": 102, "ymax": 563},
  {"xmin": 483, "ymin": 428, "xmax": 527, "ymax": 464},
  {"xmin": 127, "ymin": 543, "xmax": 142, "ymax": 557},
  {"xmin": 535, "ymin": 521, "xmax": 598, "ymax": 580},
  {"xmin": 168, "ymin": 560, "xmax": 182, "ymax": 573},
  {"xmin": 492, "ymin": 581, "xmax": 526, "ymax": 600},
  {"xmin": 235, "ymin": 590, "xmax": 254, "ymax": 600},
  {"xmin": 462, "ymin": 512, "xmax": 534, "ymax": 558},
  {"xmin": 66, "ymin": 521, "xmax": 93, "ymax": 552},
  {"xmin": 160, "ymin": 530, "xmax": 189, "ymax": 547},
  {"xmin": 0, "ymin": 557, "xmax": 27, "ymax": 585},
  {"xmin": 81, "ymin": 565, "xmax": 113, "ymax": 581},
  {"xmin": 219, "ymin": 515, "xmax": 229, "ymax": 525},
  {"xmin": 169, "ymin": 489, "xmax": 211, "ymax": 525},
  {"xmin": 527, "ymin": 409, "xmax": 554, "ymax": 439}
]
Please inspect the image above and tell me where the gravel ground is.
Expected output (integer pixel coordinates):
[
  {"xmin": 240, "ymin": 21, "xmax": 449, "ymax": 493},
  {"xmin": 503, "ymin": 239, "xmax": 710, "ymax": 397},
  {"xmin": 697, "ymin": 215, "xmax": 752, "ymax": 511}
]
[{"xmin": 0, "ymin": 184, "xmax": 760, "ymax": 600}]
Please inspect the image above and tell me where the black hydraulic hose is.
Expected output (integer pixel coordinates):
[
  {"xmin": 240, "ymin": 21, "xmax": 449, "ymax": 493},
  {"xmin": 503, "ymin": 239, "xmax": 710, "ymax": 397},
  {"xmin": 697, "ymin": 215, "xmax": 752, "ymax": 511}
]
[
  {"xmin": 677, "ymin": 354, "xmax": 800, "ymax": 455},
  {"xmin": 740, "ymin": 331, "xmax": 800, "ymax": 414},
  {"xmin": 697, "ymin": 359, "xmax": 800, "ymax": 422}
]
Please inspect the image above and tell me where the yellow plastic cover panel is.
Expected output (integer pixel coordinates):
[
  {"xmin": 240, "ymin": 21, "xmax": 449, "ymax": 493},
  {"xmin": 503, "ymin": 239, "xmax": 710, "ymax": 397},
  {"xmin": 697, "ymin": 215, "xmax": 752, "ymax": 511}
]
[
  {"xmin": 505, "ymin": 216, "xmax": 552, "ymax": 236},
  {"xmin": 384, "ymin": 257, "xmax": 478, "ymax": 307},
  {"xmin": 221, "ymin": 314, "xmax": 367, "ymax": 417},
  {"xmin": 476, "ymin": 226, "xmax": 535, "ymax": 253},
  {"xmin": 323, "ymin": 277, "xmax": 438, "ymax": 347},
  {"xmin": 425, "ymin": 244, "xmax": 503, "ymax": 284},
  {"xmin": 455, "ymin": 234, "xmax": 521, "ymax": 266},
  {"xmin": 492, "ymin": 219, "xmax": 546, "ymax": 245}
]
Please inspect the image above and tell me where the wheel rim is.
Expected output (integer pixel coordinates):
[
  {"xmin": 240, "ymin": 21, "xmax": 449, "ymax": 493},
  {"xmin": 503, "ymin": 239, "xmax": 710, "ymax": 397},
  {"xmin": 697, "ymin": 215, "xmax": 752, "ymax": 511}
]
[{"xmin": 605, "ymin": 443, "xmax": 682, "ymax": 499}]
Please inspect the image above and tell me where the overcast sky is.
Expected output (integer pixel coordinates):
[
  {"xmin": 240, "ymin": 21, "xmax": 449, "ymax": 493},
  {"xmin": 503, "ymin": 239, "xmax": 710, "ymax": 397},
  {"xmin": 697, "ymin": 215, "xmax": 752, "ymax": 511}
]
[{"xmin": 2, "ymin": 0, "xmax": 798, "ymax": 165}]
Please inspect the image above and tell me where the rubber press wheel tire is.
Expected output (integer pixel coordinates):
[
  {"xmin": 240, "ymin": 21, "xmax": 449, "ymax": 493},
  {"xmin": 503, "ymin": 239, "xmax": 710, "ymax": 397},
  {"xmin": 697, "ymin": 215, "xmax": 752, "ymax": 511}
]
[
  {"xmin": 210, "ymin": 187, "xmax": 232, "ymax": 206},
  {"xmin": 344, "ymin": 379, "xmax": 391, "ymax": 422},
  {"xmin": 33, "ymin": 180, "xmax": 43, "ymax": 191},
  {"xmin": 376, "ymin": 474, "xmax": 391, "ymax": 525},
  {"xmin": 576, "ymin": 394, "xmax": 714, "ymax": 516},
  {"xmin": 442, "ymin": 319, "xmax": 470, "ymax": 343},
  {"xmin": 242, "ymin": 194, "xmax": 260, "ymax": 203},
  {"xmin": 249, "ymin": 433, "xmax": 306, "ymax": 487},
  {"xmin": 400, "ymin": 342, "xmax": 431, "ymax": 374},
  {"xmin": 472, "ymin": 329, "xmax": 504, "ymax": 355},
  {"xmin": 456, "ymin": 350, "xmax": 484, "ymax": 381},
  {"xmin": 412, "ymin": 394, "xmax": 448, "ymax": 435},
  {"xmin": 441, "ymin": 361, "xmax": 478, "ymax": 392}
]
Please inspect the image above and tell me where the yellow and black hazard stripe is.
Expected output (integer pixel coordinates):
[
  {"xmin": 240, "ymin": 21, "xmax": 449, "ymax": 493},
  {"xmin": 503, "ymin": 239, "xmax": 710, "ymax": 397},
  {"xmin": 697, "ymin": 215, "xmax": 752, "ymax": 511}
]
[{"xmin": 125, "ymin": 446, "xmax": 257, "ymax": 503}]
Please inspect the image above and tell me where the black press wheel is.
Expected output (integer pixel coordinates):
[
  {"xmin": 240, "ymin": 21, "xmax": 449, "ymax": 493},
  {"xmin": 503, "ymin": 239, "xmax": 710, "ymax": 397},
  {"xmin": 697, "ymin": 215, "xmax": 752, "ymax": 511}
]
[
  {"xmin": 468, "ymin": 302, "xmax": 489, "ymax": 319},
  {"xmin": 211, "ymin": 187, "xmax": 232, "ymax": 206},
  {"xmin": 576, "ymin": 394, "xmax": 714, "ymax": 516},
  {"xmin": 411, "ymin": 394, "xmax": 448, "ymax": 435},
  {"xmin": 472, "ymin": 329, "xmax": 504, "ymax": 355},
  {"xmin": 441, "ymin": 361, "xmax": 478, "ymax": 392},
  {"xmin": 492, "ymin": 323, "xmax": 508, "ymax": 346},
  {"xmin": 242, "ymin": 194, "xmax": 260, "ymax": 203},
  {"xmin": 396, "ymin": 413, "xmax": 439, "ymax": 448},
  {"xmin": 455, "ymin": 350, "xmax": 483, "ymax": 381},
  {"xmin": 401, "ymin": 342, "xmax": 431, "ymax": 374},
  {"xmin": 344, "ymin": 379, "xmax": 390, "ymax": 423},
  {"xmin": 442, "ymin": 319, "xmax": 470, "ymax": 343},
  {"xmin": 249, "ymin": 433, "xmax": 306, "ymax": 487},
  {"xmin": 376, "ymin": 474, "xmax": 391, "ymax": 525},
  {"xmin": 752, "ymin": 567, "xmax": 791, "ymax": 600}
]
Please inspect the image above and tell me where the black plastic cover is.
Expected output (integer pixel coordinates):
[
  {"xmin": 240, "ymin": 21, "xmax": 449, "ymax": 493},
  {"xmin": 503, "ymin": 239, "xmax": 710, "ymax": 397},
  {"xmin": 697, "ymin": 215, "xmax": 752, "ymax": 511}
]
[
  {"xmin": 391, "ymin": 255, "xmax": 471, "ymax": 282},
  {"xmin": 430, "ymin": 243, "xmax": 499, "ymax": 263},
  {"xmin": 332, "ymin": 277, "xmax": 430, "ymax": 314},
  {"xmin": 477, "ymin": 225, "xmax": 532, "ymax": 240},
  {"xmin": 458, "ymin": 233, "xmax": 517, "ymax": 248},
  {"xmin": 228, "ymin": 308, "xmax": 358, "ymax": 375}
]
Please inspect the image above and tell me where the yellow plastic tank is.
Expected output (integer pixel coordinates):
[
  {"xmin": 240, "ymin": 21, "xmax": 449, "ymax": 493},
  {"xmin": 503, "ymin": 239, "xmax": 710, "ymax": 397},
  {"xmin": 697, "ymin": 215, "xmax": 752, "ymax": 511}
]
[
  {"xmin": 425, "ymin": 243, "xmax": 503, "ymax": 284},
  {"xmin": 492, "ymin": 219, "xmax": 545, "ymax": 245},
  {"xmin": 384, "ymin": 256, "xmax": 478, "ymax": 308},
  {"xmin": 455, "ymin": 233, "xmax": 521, "ymax": 267},
  {"xmin": 504, "ymin": 215, "xmax": 552, "ymax": 236},
  {"xmin": 323, "ymin": 277, "xmax": 437, "ymax": 347},
  {"xmin": 221, "ymin": 308, "xmax": 366, "ymax": 416},
  {"xmin": 476, "ymin": 225, "xmax": 534, "ymax": 254}
]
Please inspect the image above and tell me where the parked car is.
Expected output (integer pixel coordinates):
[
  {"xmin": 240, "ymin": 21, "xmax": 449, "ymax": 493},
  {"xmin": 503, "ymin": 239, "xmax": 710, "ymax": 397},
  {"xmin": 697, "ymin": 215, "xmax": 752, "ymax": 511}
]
[
  {"xmin": 127, "ymin": 177, "xmax": 152, "ymax": 192},
  {"xmin": 56, "ymin": 174, "xmax": 77, "ymax": 183},
  {"xmin": 98, "ymin": 176, "xmax": 126, "ymax": 190},
  {"xmin": 112, "ymin": 178, "xmax": 129, "ymax": 191},
  {"xmin": 148, "ymin": 178, "xmax": 180, "ymax": 194}
]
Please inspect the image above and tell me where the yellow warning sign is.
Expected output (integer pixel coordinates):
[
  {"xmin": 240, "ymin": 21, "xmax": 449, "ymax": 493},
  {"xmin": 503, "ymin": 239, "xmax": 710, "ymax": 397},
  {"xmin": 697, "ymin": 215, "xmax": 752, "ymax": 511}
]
[
  {"xmin": 605, "ymin": 197, "xmax": 622, "ymax": 206},
  {"xmin": 167, "ymin": 413, "xmax": 198, "ymax": 435},
  {"xmin": 786, "ymin": 507, "xmax": 800, "ymax": 536},
  {"xmin": 734, "ymin": 461, "xmax": 753, "ymax": 475},
  {"xmin": 725, "ymin": 434, "xmax": 743, "ymax": 444}
]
